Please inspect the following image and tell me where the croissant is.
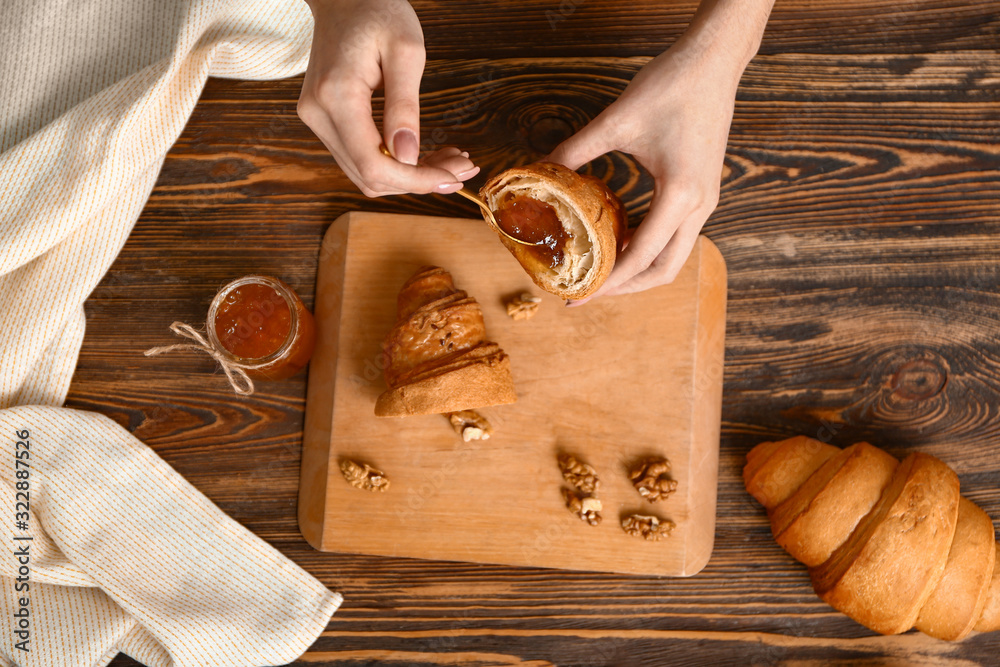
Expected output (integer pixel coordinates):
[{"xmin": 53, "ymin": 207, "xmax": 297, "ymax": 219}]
[
  {"xmin": 744, "ymin": 436, "xmax": 1000, "ymax": 640},
  {"xmin": 374, "ymin": 266, "xmax": 516, "ymax": 417},
  {"xmin": 480, "ymin": 162, "xmax": 626, "ymax": 300}
]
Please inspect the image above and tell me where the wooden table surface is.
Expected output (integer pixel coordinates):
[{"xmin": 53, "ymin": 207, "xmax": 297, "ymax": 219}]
[{"xmin": 83, "ymin": 1, "xmax": 1000, "ymax": 665}]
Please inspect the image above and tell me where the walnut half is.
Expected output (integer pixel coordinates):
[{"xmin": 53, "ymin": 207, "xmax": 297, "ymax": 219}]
[
  {"xmin": 340, "ymin": 459, "xmax": 390, "ymax": 492},
  {"xmin": 558, "ymin": 453, "xmax": 600, "ymax": 494},
  {"xmin": 505, "ymin": 292, "xmax": 542, "ymax": 321},
  {"xmin": 445, "ymin": 410, "xmax": 493, "ymax": 442},
  {"xmin": 621, "ymin": 514, "xmax": 675, "ymax": 541},
  {"xmin": 628, "ymin": 457, "xmax": 678, "ymax": 502},
  {"xmin": 562, "ymin": 488, "xmax": 602, "ymax": 526}
]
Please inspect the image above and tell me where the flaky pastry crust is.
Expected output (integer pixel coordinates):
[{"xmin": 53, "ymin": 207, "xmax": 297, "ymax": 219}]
[
  {"xmin": 375, "ymin": 266, "xmax": 517, "ymax": 417},
  {"xmin": 480, "ymin": 162, "xmax": 626, "ymax": 300}
]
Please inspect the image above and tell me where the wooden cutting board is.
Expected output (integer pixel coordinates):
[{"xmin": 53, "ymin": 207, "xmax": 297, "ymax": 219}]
[{"xmin": 299, "ymin": 212, "xmax": 726, "ymax": 576}]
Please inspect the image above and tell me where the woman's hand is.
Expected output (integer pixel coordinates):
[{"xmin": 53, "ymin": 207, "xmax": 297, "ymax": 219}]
[
  {"xmin": 549, "ymin": 0, "xmax": 773, "ymax": 302},
  {"xmin": 297, "ymin": 0, "xmax": 478, "ymax": 197}
]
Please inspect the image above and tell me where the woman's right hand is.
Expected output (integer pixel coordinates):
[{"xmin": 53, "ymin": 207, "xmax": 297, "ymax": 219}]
[{"xmin": 297, "ymin": 0, "xmax": 479, "ymax": 197}]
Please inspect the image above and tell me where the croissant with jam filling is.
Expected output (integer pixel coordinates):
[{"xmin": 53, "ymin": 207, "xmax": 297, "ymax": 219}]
[
  {"xmin": 480, "ymin": 162, "xmax": 626, "ymax": 300},
  {"xmin": 374, "ymin": 266, "xmax": 517, "ymax": 417}
]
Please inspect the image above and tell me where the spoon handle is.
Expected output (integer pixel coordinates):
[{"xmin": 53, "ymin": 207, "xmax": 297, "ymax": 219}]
[
  {"xmin": 454, "ymin": 188, "xmax": 492, "ymax": 219},
  {"xmin": 377, "ymin": 143, "xmax": 538, "ymax": 246},
  {"xmin": 455, "ymin": 188, "xmax": 538, "ymax": 247}
]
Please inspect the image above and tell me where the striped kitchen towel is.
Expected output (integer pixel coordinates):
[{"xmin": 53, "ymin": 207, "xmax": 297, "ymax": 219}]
[{"xmin": 0, "ymin": 1, "xmax": 341, "ymax": 665}]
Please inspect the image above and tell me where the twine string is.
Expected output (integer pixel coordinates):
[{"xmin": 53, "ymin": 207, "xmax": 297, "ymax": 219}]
[{"xmin": 144, "ymin": 322, "xmax": 255, "ymax": 396}]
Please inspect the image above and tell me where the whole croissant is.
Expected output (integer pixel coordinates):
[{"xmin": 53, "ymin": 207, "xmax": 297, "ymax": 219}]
[
  {"xmin": 744, "ymin": 436, "xmax": 1000, "ymax": 640},
  {"xmin": 374, "ymin": 266, "xmax": 516, "ymax": 417}
]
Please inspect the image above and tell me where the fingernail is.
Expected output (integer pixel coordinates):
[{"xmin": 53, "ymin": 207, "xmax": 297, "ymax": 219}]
[
  {"xmin": 460, "ymin": 151, "xmax": 470, "ymax": 158},
  {"xmin": 434, "ymin": 182, "xmax": 463, "ymax": 194},
  {"xmin": 391, "ymin": 129, "xmax": 419, "ymax": 165},
  {"xmin": 455, "ymin": 166, "xmax": 480, "ymax": 180}
]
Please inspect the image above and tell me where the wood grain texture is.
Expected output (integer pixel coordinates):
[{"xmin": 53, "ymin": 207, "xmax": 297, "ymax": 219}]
[
  {"xmin": 64, "ymin": 2, "xmax": 1000, "ymax": 664},
  {"xmin": 408, "ymin": 0, "xmax": 1000, "ymax": 59},
  {"xmin": 299, "ymin": 213, "xmax": 725, "ymax": 576}
]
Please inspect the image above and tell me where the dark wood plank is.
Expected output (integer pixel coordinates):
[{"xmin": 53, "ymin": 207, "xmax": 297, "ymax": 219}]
[
  {"xmin": 85, "ymin": 41, "xmax": 1000, "ymax": 667},
  {"xmin": 409, "ymin": 0, "xmax": 1000, "ymax": 58}
]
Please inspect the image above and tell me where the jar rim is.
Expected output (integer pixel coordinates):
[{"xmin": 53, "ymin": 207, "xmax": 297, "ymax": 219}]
[{"xmin": 206, "ymin": 275, "xmax": 299, "ymax": 370}]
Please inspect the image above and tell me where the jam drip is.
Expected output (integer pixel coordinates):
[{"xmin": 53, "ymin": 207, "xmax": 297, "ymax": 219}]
[{"xmin": 495, "ymin": 196, "xmax": 570, "ymax": 269}]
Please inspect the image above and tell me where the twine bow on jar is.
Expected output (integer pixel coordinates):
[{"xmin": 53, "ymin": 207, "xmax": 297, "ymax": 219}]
[
  {"xmin": 144, "ymin": 275, "xmax": 315, "ymax": 395},
  {"xmin": 144, "ymin": 322, "xmax": 255, "ymax": 396}
]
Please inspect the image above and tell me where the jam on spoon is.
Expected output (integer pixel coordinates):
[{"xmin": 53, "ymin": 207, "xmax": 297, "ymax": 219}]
[{"xmin": 495, "ymin": 196, "xmax": 569, "ymax": 269}]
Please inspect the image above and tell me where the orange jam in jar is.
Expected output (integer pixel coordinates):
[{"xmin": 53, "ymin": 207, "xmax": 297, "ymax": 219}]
[{"xmin": 207, "ymin": 275, "xmax": 316, "ymax": 380}]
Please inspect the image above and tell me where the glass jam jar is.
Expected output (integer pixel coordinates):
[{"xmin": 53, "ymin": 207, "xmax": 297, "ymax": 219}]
[{"xmin": 207, "ymin": 275, "xmax": 316, "ymax": 381}]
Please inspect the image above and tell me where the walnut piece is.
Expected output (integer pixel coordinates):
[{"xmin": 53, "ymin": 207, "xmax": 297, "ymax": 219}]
[
  {"xmin": 562, "ymin": 488, "xmax": 603, "ymax": 526},
  {"xmin": 505, "ymin": 292, "xmax": 542, "ymax": 321},
  {"xmin": 621, "ymin": 514, "xmax": 675, "ymax": 541},
  {"xmin": 628, "ymin": 457, "xmax": 678, "ymax": 502},
  {"xmin": 340, "ymin": 459, "xmax": 390, "ymax": 492},
  {"xmin": 445, "ymin": 410, "xmax": 493, "ymax": 442},
  {"xmin": 558, "ymin": 453, "xmax": 600, "ymax": 494}
]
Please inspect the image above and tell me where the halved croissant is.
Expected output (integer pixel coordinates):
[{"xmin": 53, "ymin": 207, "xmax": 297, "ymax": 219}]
[
  {"xmin": 375, "ymin": 266, "xmax": 516, "ymax": 417},
  {"xmin": 745, "ymin": 436, "xmax": 1000, "ymax": 640},
  {"xmin": 480, "ymin": 162, "xmax": 626, "ymax": 300}
]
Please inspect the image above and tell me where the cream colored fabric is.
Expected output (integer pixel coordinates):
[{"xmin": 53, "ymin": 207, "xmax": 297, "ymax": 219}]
[{"xmin": 0, "ymin": 1, "xmax": 341, "ymax": 665}]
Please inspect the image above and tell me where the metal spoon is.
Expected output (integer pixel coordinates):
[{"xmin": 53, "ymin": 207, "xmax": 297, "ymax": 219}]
[
  {"xmin": 378, "ymin": 145, "xmax": 541, "ymax": 246},
  {"xmin": 452, "ymin": 187, "xmax": 544, "ymax": 247}
]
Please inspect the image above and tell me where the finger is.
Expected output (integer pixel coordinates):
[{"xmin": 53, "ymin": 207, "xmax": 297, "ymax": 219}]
[
  {"xmin": 566, "ymin": 214, "xmax": 663, "ymax": 308},
  {"xmin": 327, "ymin": 79, "xmax": 460, "ymax": 195},
  {"xmin": 422, "ymin": 149, "xmax": 479, "ymax": 180},
  {"xmin": 600, "ymin": 222, "xmax": 701, "ymax": 296},
  {"xmin": 620, "ymin": 226, "xmax": 636, "ymax": 251},
  {"xmin": 568, "ymin": 215, "xmax": 696, "ymax": 307},
  {"xmin": 545, "ymin": 112, "xmax": 616, "ymax": 170},
  {"xmin": 298, "ymin": 100, "xmax": 370, "ymax": 190},
  {"xmin": 565, "ymin": 294, "xmax": 594, "ymax": 308},
  {"xmin": 382, "ymin": 37, "xmax": 425, "ymax": 166},
  {"xmin": 590, "ymin": 189, "xmax": 684, "ymax": 297},
  {"xmin": 427, "ymin": 146, "xmax": 465, "ymax": 159}
]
